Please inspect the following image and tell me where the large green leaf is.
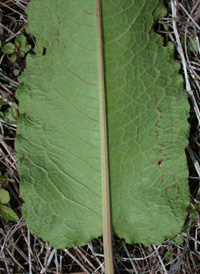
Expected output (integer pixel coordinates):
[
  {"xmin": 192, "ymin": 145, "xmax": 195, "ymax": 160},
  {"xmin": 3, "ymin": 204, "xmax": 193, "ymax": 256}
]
[{"xmin": 16, "ymin": 0, "xmax": 190, "ymax": 250}]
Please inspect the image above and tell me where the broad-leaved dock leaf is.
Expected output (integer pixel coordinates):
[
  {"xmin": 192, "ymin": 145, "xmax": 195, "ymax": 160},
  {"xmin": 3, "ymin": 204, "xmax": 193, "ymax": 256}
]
[{"xmin": 16, "ymin": 0, "xmax": 190, "ymax": 250}]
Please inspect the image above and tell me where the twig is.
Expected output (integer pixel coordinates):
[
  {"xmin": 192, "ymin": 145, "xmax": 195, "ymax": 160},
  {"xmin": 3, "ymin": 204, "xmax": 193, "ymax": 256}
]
[
  {"xmin": 169, "ymin": 218, "xmax": 192, "ymax": 274},
  {"xmin": 122, "ymin": 242, "xmax": 138, "ymax": 273},
  {"xmin": 153, "ymin": 245, "xmax": 168, "ymax": 274},
  {"xmin": 194, "ymin": 226, "xmax": 200, "ymax": 255},
  {"xmin": 0, "ymin": 2, "xmax": 24, "ymax": 17},
  {"xmin": 0, "ymin": 251, "xmax": 10, "ymax": 274},
  {"xmin": 73, "ymin": 246, "xmax": 96, "ymax": 272},
  {"xmin": 55, "ymin": 249, "xmax": 59, "ymax": 274},
  {"xmin": 187, "ymin": 147, "xmax": 200, "ymax": 177},
  {"xmin": 5, "ymin": 247, "xmax": 28, "ymax": 273},
  {"xmin": 64, "ymin": 249, "xmax": 90, "ymax": 274},
  {"xmin": 92, "ymin": 262, "xmax": 105, "ymax": 274},
  {"xmin": 178, "ymin": 2, "xmax": 200, "ymax": 31},
  {"xmin": 121, "ymin": 245, "xmax": 161, "ymax": 261},
  {"xmin": 0, "ymin": 72, "xmax": 19, "ymax": 87},
  {"xmin": 0, "ymin": 23, "xmax": 15, "ymax": 36},
  {"xmin": 27, "ymin": 229, "xmax": 33, "ymax": 274},
  {"xmin": 87, "ymin": 243, "xmax": 105, "ymax": 273},
  {"xmin": 40, "ymin": 247, "xmax": 56, "ymax": 274}
]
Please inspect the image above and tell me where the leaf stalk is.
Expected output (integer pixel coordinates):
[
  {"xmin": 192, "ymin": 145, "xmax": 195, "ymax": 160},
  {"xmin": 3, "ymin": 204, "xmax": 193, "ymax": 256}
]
[{"xmin": 96, "ymin": 1, "xmax": 114, "ymax": 273}]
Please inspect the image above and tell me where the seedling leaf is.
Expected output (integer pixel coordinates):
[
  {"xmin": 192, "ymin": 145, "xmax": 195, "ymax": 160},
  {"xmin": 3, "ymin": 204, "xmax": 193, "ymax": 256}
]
[
  {"xmin": 15, "ymin": 35, "xmax": 27, "ymax": 48},
  {"xmin": 0, "ymin": 189, "xmax": 10, "ymax": 204},
  {"xmin": 9, "ymin": 54, "xmax": 17, "ymax": 63},
  {"xmin": 20, "ymin": 45, "xmax": 32, "ymax": 55},
  {"xmin": 0, "ymin": 204, "xmax": 19, "ymax": 221},
  {"xmin": 2, "ymin": 43, "xmax": 15, "ymax": 54}
]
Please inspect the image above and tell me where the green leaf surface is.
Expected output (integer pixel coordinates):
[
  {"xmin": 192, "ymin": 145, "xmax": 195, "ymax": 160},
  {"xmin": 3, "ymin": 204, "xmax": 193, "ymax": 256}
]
[
  {"xmin": 20, "ymin": 45, "xmax": 32, "ymax": 55},
  {"xmin": 9, "ymin": 53, "xmax": 17, "ymax": 63},
  {"xmin": 15, "ymin": 35, "xmax": 27, "ymax": 48},
  {"xmin": 188, "ymin": 37, "xmax": 198, "ymax": 53},
  {"xmin": 0, "ymin": 189, "xmax": 10, "ymax": 204},
  {"xmin": 0, "ymin": 204, "xmax": 19, "ymax": 221},
  {"xmin": 4, "ymin": 106, "xmax": 18, "ymax": 124},
  {"xmin": 2, "ymin": 43, "xmax": 15, "ymax": 54},
  {"xmin": 16, "ymin": 0, "xmax": 190, "ymax": 248}
]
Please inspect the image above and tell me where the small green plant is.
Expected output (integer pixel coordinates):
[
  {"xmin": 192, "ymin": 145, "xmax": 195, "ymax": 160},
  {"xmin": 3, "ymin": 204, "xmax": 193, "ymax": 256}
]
[
  {"xmin": 189, "ymin": 204, "xmax": 200, "ymax": 221},
  {"xmin": 172, "ymin": 234, "xmax": 184, "ymax": 245},
  {"xmin": 0, "ymin": 172, "xmax": 15, "ymax": 186},
  {"xmin": 181, "ymin": 35, "xmax": 199, "ymax": 54},
  {"xmin": 0, "ymin": 188, "xmax": 19, "ymax": 221},
  {"xmin": 0, "ymin": 93, "xmax": 19, "ymax": 124},
  {"xmin": 1, "ymin": 34, "xmax": 31, "ymax": 62},
  {"xmin": 164, "ymin": 251, "xmax": 173, "ymax": 264},
  {"xmin": 3, "ymin": 105, "xmax": 19, "ymax": 124},
  {"xmin": 188, "ymin": 37, "xmax": 199, "ymax": 53}
]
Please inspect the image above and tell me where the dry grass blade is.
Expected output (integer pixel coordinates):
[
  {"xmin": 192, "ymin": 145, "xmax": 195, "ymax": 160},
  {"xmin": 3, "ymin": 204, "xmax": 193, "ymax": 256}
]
[{"xmin": 64, "ymin": 249, "xmax": 90, "ymax": 274}]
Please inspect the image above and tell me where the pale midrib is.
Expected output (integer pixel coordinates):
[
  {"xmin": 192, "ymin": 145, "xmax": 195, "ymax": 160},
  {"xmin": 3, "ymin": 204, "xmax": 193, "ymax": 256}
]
[{"xmin": 96, "ymin": 1, "xmax": 114, "ymax": 274}]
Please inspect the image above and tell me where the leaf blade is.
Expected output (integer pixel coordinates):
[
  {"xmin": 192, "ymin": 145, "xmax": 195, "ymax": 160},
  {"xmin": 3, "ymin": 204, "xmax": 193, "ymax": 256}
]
[
  {"xmin": 102, "ymin": 0, "xmax": 189, "ymax": 244},
  {"xmin": 16, "ymin": 0, "xmax": 102, "ymax": 248},
  {"xmin": 0, "ymin": 204, "xmax": 19, "ymax": 221},
  {"xmin": 15, "ymin": 0, "xmax": 190, "ymax": 249}
]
